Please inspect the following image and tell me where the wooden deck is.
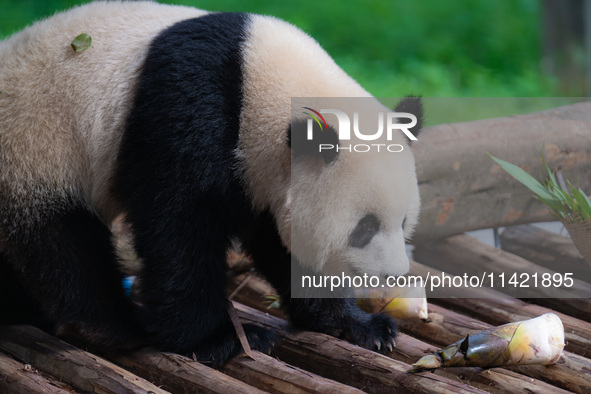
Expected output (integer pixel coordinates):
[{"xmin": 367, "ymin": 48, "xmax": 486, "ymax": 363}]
[
  {"xmin": 0, "ymin": 224, "xmax": 590, "ymax": 393},
  {"xmin": 2, "ymin": 103, "xmax": 591, "ymax": 393}
]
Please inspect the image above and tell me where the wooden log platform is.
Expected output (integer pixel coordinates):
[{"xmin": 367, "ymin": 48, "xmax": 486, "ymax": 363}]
[
  {"xmin": 1, "ymin": 103, "xmax": 590, "ymax": 392},
  {"xmin": 1, "ymin": 226, "xmax": 590, "ymax": 393}
]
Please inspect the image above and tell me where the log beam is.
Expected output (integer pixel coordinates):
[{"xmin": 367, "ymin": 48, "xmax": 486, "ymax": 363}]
[{"xmin": 413, "ymin": 102, "xmax": 591, "ymax": 242}]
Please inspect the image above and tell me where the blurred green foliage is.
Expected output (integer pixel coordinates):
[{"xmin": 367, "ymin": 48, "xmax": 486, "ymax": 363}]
[{"xmin": 0, "ymin": 0, "xmax": 564, "ymax": 98}]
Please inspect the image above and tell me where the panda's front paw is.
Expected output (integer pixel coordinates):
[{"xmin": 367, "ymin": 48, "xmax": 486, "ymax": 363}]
[
  {"xmin": 288, "ymin": 298, "xmax": 397, "ymax": 353},
  {"xmin": 342, "ymin": 312, "xmax": 397, "ymax": 353}
]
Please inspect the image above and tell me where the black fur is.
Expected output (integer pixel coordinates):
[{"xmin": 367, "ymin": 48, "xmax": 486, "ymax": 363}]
[
  {"xmin": 115, "ymin": 13, "xmax": 275, "ymax": 367},
  {"xmin": 0, "ymin": 254, "xmax": 50, "ymax": 330},
  {"xmin": 394, "ymin": 96, "xmax": 423, "ymax": 141},
  {"xmin": 0, "ymin": 200, "xmax": 140, "ymax": 348}
]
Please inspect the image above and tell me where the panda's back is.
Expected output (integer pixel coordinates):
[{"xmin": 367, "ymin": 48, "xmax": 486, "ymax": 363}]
[{"xmin": 0, "ymin": 1, "xmax": 205, "ymax": 221}]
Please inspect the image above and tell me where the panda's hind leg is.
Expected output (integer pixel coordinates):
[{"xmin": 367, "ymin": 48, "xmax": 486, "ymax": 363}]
[
  {"xmin": 0, "ymin": 251, "xmax": 51, "ymax": 330},
  {"xmin": 1, "ymin": 200, "xmax": 142, "ymax": 349}
]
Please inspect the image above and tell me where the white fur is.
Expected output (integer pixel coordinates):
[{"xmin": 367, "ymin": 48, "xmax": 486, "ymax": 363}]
[
  {"xmin": 0, "ymin": 3, "xmax": 421, "ymax": 278},
  {"xmin": 288, "ymin": 115, "xmax": 420, "ymax": 277},
  {"xmin": 0, "ymin": 1, "xmax": 205, "ymax": 225},
  {"xmin": 239, "ymin": 17, "xmax": 420, "ymax": 277}
]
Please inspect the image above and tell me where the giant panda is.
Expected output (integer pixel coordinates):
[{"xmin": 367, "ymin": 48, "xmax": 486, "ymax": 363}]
[{"xmin": 0, "ymin": 1, "xmax": 422, "ymax": 366}]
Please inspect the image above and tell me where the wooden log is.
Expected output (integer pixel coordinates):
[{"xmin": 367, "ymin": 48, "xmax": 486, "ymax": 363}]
[
  {"xmin": 413, "ymin": 101, "xmax": 591, "ymax": 242},
  {"xmin": 505, "ymin": 355, "xmax": 591, "ymax": 394},
  {"xmin": 221, "ymin": 351, "xmax": 364, "ymax": 394},
  {"xmin": 229, "ymin": 274, "xmax": 566, "ymax": 393},
  {"xmin": 499, "ymin": 224, "xmax": 591, "ymax": 280},
  {"xmin": 0, "ymin": 350, "xmax": 74, "ymax": 394},
  {"xmin": 111, "ymin": 346, "xmax": 363, "ymax": 394},
  {"xmin": 410, "ymin": 261, "xmax": 591, "ymax": 356},
  {"xmin": 397, "ymin": 303, "xmax": 591, "ymax": 394},
  {"xmin": 397, "ymin": 303, "xmax": 488, "ymax": 345},
  {"xmin": 234, "ymin": 302, "xmax": 487, "ymax": 394},
  {"xmin": 413, "ymin": 234, "xmax": 591, "ymax": 320},
  {"xmin": 110, "ymin": 349, "xmax": 267, "ymax": 394},
  {"xmin": 0, "ymin": 325, "xmax": 169, "ymax": 394},
  {"xmin": 230, "ymin": 269, "xmax": 579, "ymax": 393}
]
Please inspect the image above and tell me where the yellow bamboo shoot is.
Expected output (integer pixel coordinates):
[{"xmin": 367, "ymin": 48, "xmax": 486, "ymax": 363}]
[
  {"xmin": 409, "ymin": 313, "xmax": 565, "ymax": 372},
  {"xmin": 356, "ymin": 286, "xmax": 428, "ymax": 320}
]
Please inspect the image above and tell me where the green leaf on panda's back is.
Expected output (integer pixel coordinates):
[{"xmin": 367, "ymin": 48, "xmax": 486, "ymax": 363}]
[{"xmin": 71, "ymin": 33, "xmax": 92, "ymax": 52}]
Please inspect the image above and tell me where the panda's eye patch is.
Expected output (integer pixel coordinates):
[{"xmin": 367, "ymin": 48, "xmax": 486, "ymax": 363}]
[{"xmin": 349, "ymin": 214, "xmax": 380, "ymax": 248}]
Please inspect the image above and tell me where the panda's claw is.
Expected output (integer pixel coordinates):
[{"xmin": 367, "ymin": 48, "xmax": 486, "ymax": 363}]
[
  {"xmin": 341, "ymin": 310, "xmax": 397, "ymax": 354},
  {"xmin": 386, "ymin": 342, "xmax": 393, "ymax": 353},
  {"xmin": 289, "ymin": 299, "xmax": 397, "ymax": 355}
]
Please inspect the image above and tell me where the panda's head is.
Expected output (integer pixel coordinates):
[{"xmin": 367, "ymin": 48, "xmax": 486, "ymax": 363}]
[
  {"xmin": 287, "ymin": 98, "xmax": 422, "ymax": 279},
  {"xmin": 238, "ymin": 15, "xmax": 421, "ymax": 279}
]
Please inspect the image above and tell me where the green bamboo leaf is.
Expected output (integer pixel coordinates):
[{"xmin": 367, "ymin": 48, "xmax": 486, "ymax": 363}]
[
  {"xmin": 541, "ymin": 153, "xmax": 558, "ymax": 189},
  {"xmin": 570, "ymin": 186, "xmax": 591, "ymax": 219},
  {"xmin": 489, "ymin": 154, "xmax": 560, "ymax": 204},
  {"xmin": 535, "ymin": 195, "xmax": 565, "ymax": 214},
  {"xmin": 554, "ymin": 187, "xmax": 573, "ymax": 207},
  {"xmin": 71, "ymin": 33, "xmax": 92, "ymax": 52},
  {"xmin": 578, "ymin": 187, "xmax": 591, "ymax": 215}
]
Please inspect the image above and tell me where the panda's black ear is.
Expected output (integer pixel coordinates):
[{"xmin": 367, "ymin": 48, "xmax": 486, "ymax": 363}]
[
  {"xmin": 394, "ymin": 96, "xmax": 423, "ymax": 142},
  {"xmin": 288, "ymin": 119, "xmax": 339, "ymax": 164}
]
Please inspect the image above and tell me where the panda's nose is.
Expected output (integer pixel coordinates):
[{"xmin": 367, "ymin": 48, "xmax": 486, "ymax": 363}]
[{"xmin": 382, "ymin": 273, "xmax": 396, "ymax": 285}]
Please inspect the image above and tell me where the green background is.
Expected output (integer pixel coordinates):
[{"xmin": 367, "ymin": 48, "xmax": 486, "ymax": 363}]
[
  {"xmin": 1, "ymin": 0, "xmax": 584, "ymax": 122},
  {"xmin": 0, "ymin": 0, "xmax": 561, "ymax": 97}
]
